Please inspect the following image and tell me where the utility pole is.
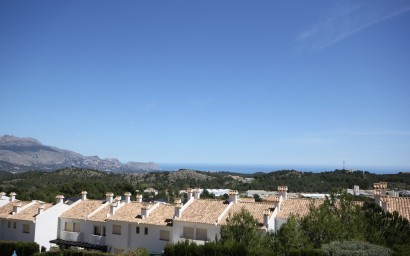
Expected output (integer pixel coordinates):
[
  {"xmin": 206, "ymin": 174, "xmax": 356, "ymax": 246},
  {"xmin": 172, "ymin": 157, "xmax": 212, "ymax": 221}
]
[{"xmin": 343, "ymin": 160, "xmax": 345, "ymax": 170}]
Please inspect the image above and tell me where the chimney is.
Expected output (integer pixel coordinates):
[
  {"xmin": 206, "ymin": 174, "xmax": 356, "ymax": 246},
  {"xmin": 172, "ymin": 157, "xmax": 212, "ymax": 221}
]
[
  {"xmin": 9, "ymin": 192, "xmax": 16, "ymax": 202},
  {"xmin": 381, "ymin": 196, "xmax": 388, "ymax": 212},
  {"xmin": 229, "ymin": 190, "xmax": 239, "ymax": 204},
  {"xmin": 0, "ymin": 192, "xmax": 5, "ymax": 199},
  {"xmin": 136, "ymin": 194, "xmax": 143, "ymax": 203},
  {"xmin": 12, "ymin": 201, "xmax": 21, "ymax": 215},
  {"xmin": 110, "ymin": 202, "xmax": 117, "ymax": 215},
  {"xmin": 55, "ymin": 195, "xmax": 65, "ymax": 204},
  {"xmin": 141, "ymin": 206, "xmax": 149, "ymax": 219},
  {"xmin": 379, "ymin": 182, "xmax": 387, "ymax": 195},
  {"xmin": 193, "ymin": 188, "xmax": 201, "ymax": 199},
  {"xmin": 374, "ymin": 183, "xmax": 387, "ymax": 196},
  {"xmin": 174, "ymin": 202, "xmax": 182, "ymax": 218},
  {"xmin": 115, "ymin": 196, "xmax": 121, "ymax": 207},
  {"xmin": 374, "ymin": 189, "xmax": 381, "ymax": 207},
  {"xmin": 81, "ymin": 191, "xmax": 87, "ymax": 201},
  {"xmin": 187, "ymin": 188, "xmax": 193, "ymax": 201},
  {"xmin": 124, "ymin": 192, "xmax": 131, "ymax": 203},
  {"xmin": 38, "ymin": 204, "xmax": 45, "ymax": 215},
  {"xmin": 106, "ymin": 192, "xmax": 114, "ymax": 203},
  {"xmin": 278, "ymin": 186, "xmax": 288, "ymax": 201},
  {"xmin": 263, "ymin": 210, "xmax": 270, "ymax": 229}
]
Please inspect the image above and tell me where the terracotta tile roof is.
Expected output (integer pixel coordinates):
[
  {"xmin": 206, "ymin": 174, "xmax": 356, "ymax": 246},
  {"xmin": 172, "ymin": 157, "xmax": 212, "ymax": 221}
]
[
  {"xmin": 0, "ymin": 201, "xmax": 31, "ymax": 219},
  {"xmin": 384, "ymin": 197, "xmax": 410, "ymax": 221},
  {"xmin": 87, "ymin": 203, "xmax": 111, "ymax": 222},
  {"xmin": 262, "ymin": 196, "xmax": 280, "ymax": 202},
  {"xmin": 276, "ymin": 198, "xmax": 324, "ymax": 219},
  {"xmin": 8, "ymin": 202, "xmax": 53, "ymax": 221},
  {"xmin": 139, "ymin": 204, "xmax": 175, "ymax": 226},
  {"xmin": 61, "ymin": 200, "xmax": 105, "ymax": 220},
  {"xmin": 239, "ymin": 198, "xmax": 256, "ymax": 203},
  {"xmin": 219, "ymin": 202, "xmax": 276, "ymax": 225},
  {"xmin": 178, "ymin": 199, "xmax": 229, "ymax": 224},
  {"xmin": 108, "ymin": 201, "xmax": 145, "ymax": 222}
]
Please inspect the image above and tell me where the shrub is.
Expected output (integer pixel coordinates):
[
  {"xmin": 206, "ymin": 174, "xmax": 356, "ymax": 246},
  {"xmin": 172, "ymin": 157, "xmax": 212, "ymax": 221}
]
[
  {"xmin": 33, "ymin": 250, "xmax": 110, "ymax": 256},
  {"xmin": 119, "ymin": 248, "xmax": 150, "ymax": 256},
  {"xmin": 0, "ymin": 241, "xmax": 39, "ymax": 256},
  {"xmin": 322, "ymin": 240, "xmax": 392, "ymax": 256}
]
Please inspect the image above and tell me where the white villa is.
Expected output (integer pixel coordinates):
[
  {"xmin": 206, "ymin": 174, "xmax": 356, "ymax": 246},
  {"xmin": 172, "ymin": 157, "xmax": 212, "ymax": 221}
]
[{"xmin": 0, "ymin": 182, "xmax": 409, "ymax": 254}]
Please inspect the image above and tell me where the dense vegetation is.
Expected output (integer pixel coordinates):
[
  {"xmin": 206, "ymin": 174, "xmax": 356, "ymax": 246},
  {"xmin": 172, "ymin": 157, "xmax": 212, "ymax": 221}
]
[
  {"xmin": 165, "ymin": 193, "xmax": 410, "ymax": 256},
  {"xmin": 0, "ymin": 240, "xmax": 39, "ymax": 256},
  {"xmin": 0, "ymin": 168, "xmax": 409, "ymax": 203}
]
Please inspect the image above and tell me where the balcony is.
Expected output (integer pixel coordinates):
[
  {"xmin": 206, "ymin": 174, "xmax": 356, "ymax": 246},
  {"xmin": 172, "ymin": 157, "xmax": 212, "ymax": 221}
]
[
  {"xmin": 60, "ymin": 231, "xmax": 83, "ymax": 241},
  {"xmin": 89, "ymin": 234, "xmax": 106, "ymax": 245}
]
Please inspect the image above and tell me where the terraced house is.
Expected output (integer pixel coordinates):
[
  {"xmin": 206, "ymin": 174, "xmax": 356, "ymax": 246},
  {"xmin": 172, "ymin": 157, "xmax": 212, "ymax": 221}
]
[{"xmin": 0, "ymin": 183, "xmax": 409, "ymax": 254}]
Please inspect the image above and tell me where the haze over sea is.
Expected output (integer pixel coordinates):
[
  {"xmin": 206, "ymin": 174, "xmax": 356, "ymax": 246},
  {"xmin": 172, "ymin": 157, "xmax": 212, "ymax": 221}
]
[{"xmin": 159, "ymin": 163, "xmax": 408, "ymax": 175}]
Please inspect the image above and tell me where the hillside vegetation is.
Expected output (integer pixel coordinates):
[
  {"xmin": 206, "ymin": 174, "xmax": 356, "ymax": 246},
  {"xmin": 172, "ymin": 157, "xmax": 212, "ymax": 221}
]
[{"xmin": 0, "ymin": 168, "xmax": 409, "ymax": 203}]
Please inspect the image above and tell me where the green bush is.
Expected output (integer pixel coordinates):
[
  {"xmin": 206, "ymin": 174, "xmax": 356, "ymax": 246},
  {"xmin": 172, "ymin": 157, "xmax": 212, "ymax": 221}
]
[
  {"xmin": 288, "ymin": 248, "xmax": 323, "ymax": 256},
  {"xmin": 119, "ymin": 248, "xmax": 150, "ymax": 256},
  {"xmin": 34, "ymin": 250, "xmax": 110, "ymax": 256},
  {"xmin": 0, "ymin": 241, "xmax": 39, "ymax": 256},
  {"xmin": 322, "ymin": 240, "xmax": 392, "ymax": 256}
]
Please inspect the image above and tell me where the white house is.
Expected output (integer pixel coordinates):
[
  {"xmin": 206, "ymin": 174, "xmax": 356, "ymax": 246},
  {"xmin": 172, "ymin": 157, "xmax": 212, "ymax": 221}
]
[
  {"xmin": 55, "ymin": 191, "xmax": 110, "ymax": 251},
  {"xmin": 0, "ymin": 193, "xmax": 73, "ymax": 250},
  {"xmin": 0, "ymin": 192, "xmax": 10, "ymax": 207},
  {"xmin": 106, "ymin": 199, "xmax": 175, "ymax": 254}
]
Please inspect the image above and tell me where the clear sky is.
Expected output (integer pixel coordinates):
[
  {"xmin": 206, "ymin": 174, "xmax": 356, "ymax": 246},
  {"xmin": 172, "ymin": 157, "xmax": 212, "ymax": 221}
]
[{"xmin": 1, "ymin": 0, "xmax": 410, "ymax": 170}]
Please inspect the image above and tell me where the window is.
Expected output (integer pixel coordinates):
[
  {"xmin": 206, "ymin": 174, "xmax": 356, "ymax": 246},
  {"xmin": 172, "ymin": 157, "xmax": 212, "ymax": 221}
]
[
  {"xmin": 159, "ymin": 230, "xmax": 170, "ymax": 241},
  {"xmin": 65, "ymin": 222, "xmax": 80, "ymax": 232},
  {"xmin": 183, "ymin": 227, "xmax": 194, "ymax": 240},
  {"xmin": 112, "ymin": 224, "xmax": 121, "ymax": 235},
  {"xmin": 196, "ymin": 228, "xmax": 207, "ymax": 241},
  {"xmin": 7, "ymin": 221, "xmax": 10, "ymax": 228},
  {"xmin": 102, "ymin": 226, "xmax": 106, "ymax": 237},
  {"xmin": 13, "ymin": 222, "xmax": 16, "ymax": 229},
  {"xmin": 73, "ymin": 223, "xmax": 80, "ymax": 232},
  {"xmin": 23, "ymin": 224, "xmax": 30, "ymax": 234},
  {"xmin": 144, "ymin": 227, "xmax": 148, "ymax": 235},
  {"xmin": 64, "ymin": 222, "xmax": 73, "ymax": 232},
  {"xmin": 136, "ymin": 226, "xmax": 140, "ymax": 234}
]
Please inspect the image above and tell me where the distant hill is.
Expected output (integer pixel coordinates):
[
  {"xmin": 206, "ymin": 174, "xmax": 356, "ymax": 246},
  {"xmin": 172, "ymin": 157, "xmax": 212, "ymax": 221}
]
[{"xmin": 0, "ymin": 135, "xmax": 159, "ymax": 172}]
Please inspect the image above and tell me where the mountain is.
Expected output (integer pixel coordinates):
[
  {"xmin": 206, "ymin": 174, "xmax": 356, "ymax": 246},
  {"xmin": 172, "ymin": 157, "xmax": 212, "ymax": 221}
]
[{"xmin": 0, "ymin": 135, "xmax": 160, "ymax": 172}]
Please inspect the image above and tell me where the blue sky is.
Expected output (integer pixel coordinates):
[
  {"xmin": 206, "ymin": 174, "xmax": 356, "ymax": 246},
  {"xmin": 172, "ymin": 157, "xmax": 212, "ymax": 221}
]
[{"xmin": 1, "ymin": 0, "xmax": 410, "ymax": 170}]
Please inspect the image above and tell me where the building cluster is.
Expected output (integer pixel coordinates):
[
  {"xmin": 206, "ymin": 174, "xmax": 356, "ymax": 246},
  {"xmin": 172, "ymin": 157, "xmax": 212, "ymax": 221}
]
[{"xmin": 0, "ymin": 183, "xmax": 409, "ymax": 254}]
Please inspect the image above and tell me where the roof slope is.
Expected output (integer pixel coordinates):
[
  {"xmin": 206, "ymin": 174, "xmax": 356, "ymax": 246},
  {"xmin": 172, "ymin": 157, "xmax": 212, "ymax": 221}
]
[
  {"xmin": 276, "ymin": 198, "xmax": 324, "ymax": 219},
  {"xmin": 61, "ymin": 200, "xmax": 105, "ymax": 220},
  {"xmin": 219, "ymin": 202, "xmax": 275, "ymax": 225},
  {"xmin": 178, "ymin": 199, "xmax": 229, "ymax": 224},
  {"xmin": 8, "ymin": 202, "xmax": 53, "ymax": 221},
  {"xmin": 384, "ymin": 197, "xmax": 410, "ymax": 221}
]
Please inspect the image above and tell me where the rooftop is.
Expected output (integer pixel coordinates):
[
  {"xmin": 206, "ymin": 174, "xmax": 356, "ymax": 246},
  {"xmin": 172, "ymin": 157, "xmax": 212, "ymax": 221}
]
[
  {"xmin": 276, "ymin": 198, "xmax": 324, "ymax": 219},
  {"xmin": 61, "ymin": 200, "xmax": 105, "ymax": 220},
  {"xmin": 383, "ymin": 197, "xmax": 410, "ymax": 221},
  {"xmin": 8, "ymin": 201, "xmax": 53, "ymax": 221},
  {"xmin": 0, "ymin": 201, "xmax": 31, "ymax": 219},
  {"xmin": 219, "ymin": 202, "xmax": 275, "ymax": 225},
  {"xmin": 178, "ymin": 199, "xmax": 229, "ymax": 224},
  {"xmin": 107, "ymin": 201, "xmax": 145, "ymax": 222}
]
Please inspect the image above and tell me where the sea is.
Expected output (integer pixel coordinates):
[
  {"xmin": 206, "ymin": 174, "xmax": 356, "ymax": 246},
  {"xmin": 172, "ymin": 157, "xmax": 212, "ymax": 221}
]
[{"xmin": 158, "ymin": 163, "xmax": 409, "ymax": 175}]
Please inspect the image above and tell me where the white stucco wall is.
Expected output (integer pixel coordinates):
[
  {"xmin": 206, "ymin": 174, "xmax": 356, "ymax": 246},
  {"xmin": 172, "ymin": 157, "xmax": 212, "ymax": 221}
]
[
  {"xmin": 35, "ymin": 202, "xmax": 71, "ymax": 250},
  {"xmin": 0, "ymin": 220, "xmax": 35, "ymax": 243},
  {"xmin": 128, "ymin": 223, "xmax": 172, "ymax": 253},
  {"xmin": 106, "ymin": 221, "xmax": 129, "ymax": 252},
  {"xmin": 172, "ymin": 221, "xmax": 221, "ymax": 244},
  {"xmin": 275, "ymin": 217, "xmax": 287, "ymax": 232},
  {"xmin": 59, "ymin": 218, "xmax": 87, "ymax": 242}
]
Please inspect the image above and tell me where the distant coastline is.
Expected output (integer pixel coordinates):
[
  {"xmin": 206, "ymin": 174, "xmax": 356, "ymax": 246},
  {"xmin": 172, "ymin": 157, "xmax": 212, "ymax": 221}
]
[{"xmin": 159, "ymin": 163, "xmax": 409, "ymax": 174}]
